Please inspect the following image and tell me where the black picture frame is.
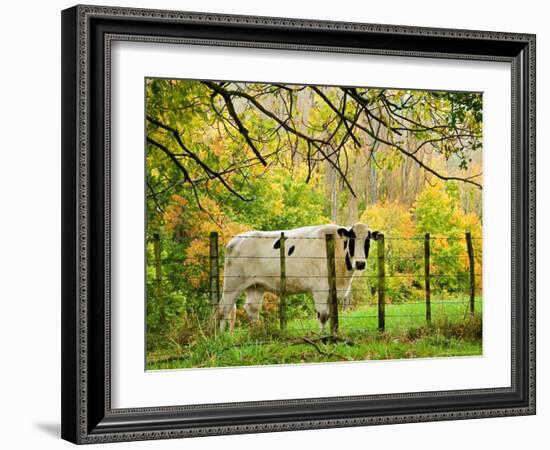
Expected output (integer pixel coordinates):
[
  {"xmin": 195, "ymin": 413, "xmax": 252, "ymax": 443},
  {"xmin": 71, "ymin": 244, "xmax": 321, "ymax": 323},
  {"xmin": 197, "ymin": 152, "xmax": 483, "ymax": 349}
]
[{"xmin": 61, "ymin": 4, "xmax": 536, "ymax": 444}]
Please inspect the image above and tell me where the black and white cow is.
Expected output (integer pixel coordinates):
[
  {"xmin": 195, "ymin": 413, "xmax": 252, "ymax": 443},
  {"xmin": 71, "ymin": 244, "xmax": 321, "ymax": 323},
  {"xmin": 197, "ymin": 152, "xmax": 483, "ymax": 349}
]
[{"xmin": 218, "ymin": 223, "xmax": 379, "ymax": 332}]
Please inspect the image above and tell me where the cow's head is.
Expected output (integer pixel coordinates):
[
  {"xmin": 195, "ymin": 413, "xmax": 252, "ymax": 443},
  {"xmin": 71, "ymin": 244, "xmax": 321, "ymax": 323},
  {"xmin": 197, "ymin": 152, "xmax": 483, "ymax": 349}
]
[{"xmin": 337, "ymin": 223, "xmax": 380, "ymax": 271}]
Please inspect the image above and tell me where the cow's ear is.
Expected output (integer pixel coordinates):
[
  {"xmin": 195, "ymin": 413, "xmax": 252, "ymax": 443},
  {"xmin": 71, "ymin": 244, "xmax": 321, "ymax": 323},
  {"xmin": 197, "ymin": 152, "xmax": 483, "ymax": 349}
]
[
  {"xmin": 337, "ymin": 227, "xmax": 351, "ymax": 238},
  {"xmin": 371, "ymin": 231, "xmax": 381, "ymax": 240}
]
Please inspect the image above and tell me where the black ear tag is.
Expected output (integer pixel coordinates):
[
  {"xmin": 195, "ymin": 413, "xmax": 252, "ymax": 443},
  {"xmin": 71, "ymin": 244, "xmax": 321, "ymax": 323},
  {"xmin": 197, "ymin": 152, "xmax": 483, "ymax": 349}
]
[{"xmin": 337, "ymin": 228, "xmax": 349, "ymax": 238}]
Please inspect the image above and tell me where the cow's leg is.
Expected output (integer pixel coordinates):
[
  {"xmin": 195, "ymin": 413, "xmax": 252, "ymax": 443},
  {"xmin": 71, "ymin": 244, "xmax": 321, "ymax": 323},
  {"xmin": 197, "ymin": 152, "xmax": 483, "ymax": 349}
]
[
  {"xmin": 244, "ymin": 285, "xmax": 264, "ymax": 324},
  {"xmin": 228, "ymin": 304, "xmax": 237, "ymax": 334},
  {"xmin": 312, "ymin": 291, "xmax": 331, "ymax": 333},
  {"xmin": 342, "ymin": 286, "xmax": 353, "ymax": 310},
  {"xmin": 218, "ymin": 290, "xmax": 240, "ymax": 332}
]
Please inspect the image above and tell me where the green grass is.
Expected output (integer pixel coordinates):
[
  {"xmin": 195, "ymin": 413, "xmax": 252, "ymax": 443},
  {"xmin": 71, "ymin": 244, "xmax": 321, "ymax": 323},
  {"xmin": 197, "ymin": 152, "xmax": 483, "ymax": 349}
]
[{"xmin": 146, "ymin": 297, "xmax": 482, "ymax": 370}]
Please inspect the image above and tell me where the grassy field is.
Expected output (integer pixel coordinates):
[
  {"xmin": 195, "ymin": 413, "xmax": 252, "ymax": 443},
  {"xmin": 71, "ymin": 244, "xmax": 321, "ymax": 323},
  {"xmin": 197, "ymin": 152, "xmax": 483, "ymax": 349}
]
[{"xmin": 146, "ymin": 297, "xmax": 482, "ymax": 370}]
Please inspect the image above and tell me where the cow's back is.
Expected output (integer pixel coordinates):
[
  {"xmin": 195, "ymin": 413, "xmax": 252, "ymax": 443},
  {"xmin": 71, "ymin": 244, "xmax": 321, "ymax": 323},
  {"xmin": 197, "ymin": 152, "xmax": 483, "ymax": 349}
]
[{"xmin": 222, "ymin": 224, "xmax": 345, "ymax": 294}]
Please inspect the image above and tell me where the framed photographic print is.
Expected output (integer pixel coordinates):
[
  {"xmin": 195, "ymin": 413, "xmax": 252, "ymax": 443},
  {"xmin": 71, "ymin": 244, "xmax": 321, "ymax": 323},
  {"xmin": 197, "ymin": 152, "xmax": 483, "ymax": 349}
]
[{"xmin": 61, "ymin": 4, "xmax": 536, "ymax": 444}]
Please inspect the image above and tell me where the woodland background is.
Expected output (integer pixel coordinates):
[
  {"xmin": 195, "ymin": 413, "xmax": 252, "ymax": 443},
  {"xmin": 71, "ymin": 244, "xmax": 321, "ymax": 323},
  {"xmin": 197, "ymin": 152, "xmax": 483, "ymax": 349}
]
[{"xmin": 145, "ymin": 79, "xmax": 483, "ymax": 367}]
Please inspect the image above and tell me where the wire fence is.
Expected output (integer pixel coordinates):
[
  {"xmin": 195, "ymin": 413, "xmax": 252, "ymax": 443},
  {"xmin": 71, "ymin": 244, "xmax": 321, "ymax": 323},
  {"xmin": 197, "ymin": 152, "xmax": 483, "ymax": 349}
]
[
  {"xmin": 148, "ymin": 234, "xmax": 481, "ymax": 241},
  {"xmin": 147, "ymin": 230, "xmax": 481, "ymax": 337}
]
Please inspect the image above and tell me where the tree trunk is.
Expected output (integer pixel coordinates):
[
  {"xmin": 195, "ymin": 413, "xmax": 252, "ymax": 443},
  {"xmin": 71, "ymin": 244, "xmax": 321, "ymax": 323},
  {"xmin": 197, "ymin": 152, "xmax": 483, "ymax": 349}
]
[
  {"xmin": 330, "ymin": 165, "xmax": 338, "ymax": 222},
  {"xmin": 325, "ymin": 159, "xmax": 338, "ymax": 222},
  {"xmin": 347, "ymin": 152, "xmax": 362, "ymax": 225},
  {"xmin": 366, "ymin": 155, "xmax": 378, "ymax": 206}
]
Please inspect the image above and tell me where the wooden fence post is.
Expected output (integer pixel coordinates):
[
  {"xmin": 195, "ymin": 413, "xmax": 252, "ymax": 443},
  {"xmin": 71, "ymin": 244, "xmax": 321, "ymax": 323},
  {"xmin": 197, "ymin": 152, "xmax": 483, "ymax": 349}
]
[
  {"xmin": 424, "ymin": 233, "xmax": 432, "ymax": 327},
  {"xmin": 376, "ymin": 233, "xmax": 386, "ymax": 332},
  {"xmin": 279, "ymin": 232, "xmax": 287, "ymax": 331},
  {"xmin": 209, "ymin": 232, "xmax": 220, "ymax": 312},
  {"xmin": 153, "ymin": 233, "xmax": 164, "ymax": 326},
  {"xmin": 465, "ymin": 232, "xmax": 475, "ymax": 315},
  {"xmin": 325, "ymin": 234, "xmax": 339, "ymax": 335}
]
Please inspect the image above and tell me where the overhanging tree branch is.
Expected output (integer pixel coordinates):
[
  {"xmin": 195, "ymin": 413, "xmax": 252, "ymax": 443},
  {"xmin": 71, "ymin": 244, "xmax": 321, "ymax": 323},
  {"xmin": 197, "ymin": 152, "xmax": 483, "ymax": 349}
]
[
  {"xmin": 147, "ymin": 115, "xmax": 253, "ymax": 201},
  {"xmin": 205, "ymin": 83, "xmax": 267, "ymax": 166},
  {"xmin": 147, "ymin": 81, "xmax": 483, "ymax": 215},
  {"xmin": 202, "ymin": 81, "xmax": 356, "ymax": 196}
]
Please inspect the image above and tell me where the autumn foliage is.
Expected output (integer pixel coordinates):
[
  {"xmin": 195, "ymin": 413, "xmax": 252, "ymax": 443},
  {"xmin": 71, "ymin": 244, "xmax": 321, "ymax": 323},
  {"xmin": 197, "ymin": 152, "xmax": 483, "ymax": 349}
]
[{"xmin": 144, "ymin": 79, "xmax": 483, "ymax": 353}]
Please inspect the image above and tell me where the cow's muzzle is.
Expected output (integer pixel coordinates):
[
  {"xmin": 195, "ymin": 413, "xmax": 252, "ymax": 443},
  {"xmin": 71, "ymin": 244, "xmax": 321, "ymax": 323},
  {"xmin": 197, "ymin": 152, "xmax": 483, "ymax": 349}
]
[{"xmin": 355, "ymin": 261, "xmax": 366, "ymax": 270}]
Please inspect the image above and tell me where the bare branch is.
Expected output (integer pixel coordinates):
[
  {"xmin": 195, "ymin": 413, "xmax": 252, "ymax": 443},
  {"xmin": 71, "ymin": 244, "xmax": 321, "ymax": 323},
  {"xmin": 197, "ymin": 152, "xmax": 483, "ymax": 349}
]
[
  {"xmin": 205, "ymin": 82, "xmax": 268, "ymax": 166},
  {"xmin": 147, "ymin": 115, "xmax": 254, "ymax": 201},
  {"xmin": 201, "ymin": 81, "xmax": 356, "ymax": 196}
]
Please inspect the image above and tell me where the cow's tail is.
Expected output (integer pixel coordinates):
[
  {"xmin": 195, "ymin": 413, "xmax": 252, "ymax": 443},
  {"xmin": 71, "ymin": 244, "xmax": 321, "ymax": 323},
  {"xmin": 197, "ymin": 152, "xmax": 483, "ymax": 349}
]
[{"xmin": 217, "ymin": 238, "xmax": 239, "ymax": 332}]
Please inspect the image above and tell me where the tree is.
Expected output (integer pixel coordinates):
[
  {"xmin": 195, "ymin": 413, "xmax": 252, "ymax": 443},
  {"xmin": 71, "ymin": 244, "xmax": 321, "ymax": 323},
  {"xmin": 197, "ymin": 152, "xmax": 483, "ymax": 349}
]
[{"xmin": 146, "ymin": 80, "xmax": 483, "ymax": 219}]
